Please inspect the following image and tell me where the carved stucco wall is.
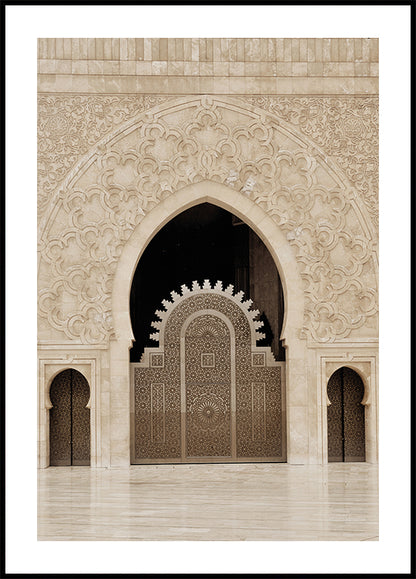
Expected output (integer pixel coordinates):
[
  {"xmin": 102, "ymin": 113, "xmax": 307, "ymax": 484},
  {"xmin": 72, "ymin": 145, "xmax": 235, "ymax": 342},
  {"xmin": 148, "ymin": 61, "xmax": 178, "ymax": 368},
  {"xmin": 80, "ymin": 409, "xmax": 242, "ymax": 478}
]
[{"xmin": 38, "ymin": 94, "xmax": 378, "ymax": 346}]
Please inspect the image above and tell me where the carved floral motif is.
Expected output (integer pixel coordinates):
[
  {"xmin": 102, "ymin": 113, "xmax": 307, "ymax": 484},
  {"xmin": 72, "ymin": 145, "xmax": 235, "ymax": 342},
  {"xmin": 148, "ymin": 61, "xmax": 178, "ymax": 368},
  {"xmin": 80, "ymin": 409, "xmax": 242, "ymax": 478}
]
[
  {"xmin": 38, "ymin": 95, "xmax": 171, "ymax": 218},
  {"xmin": 38, "ymin": 96, "xmax": 378, "ymax": 345},
  {"xmin": 244, "ymin": 96, "xmax": 379, "ymax": 227}
]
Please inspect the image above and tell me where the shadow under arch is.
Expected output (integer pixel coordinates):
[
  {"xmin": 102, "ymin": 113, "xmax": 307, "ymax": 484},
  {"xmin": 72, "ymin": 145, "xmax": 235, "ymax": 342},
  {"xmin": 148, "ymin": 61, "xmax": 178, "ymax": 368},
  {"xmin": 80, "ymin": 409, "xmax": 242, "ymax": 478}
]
[
  {"xmin": 46, "ymin": 366, "xmax": 91, "ymax": 410},
  {"xmin": 49, "ymin": 368, "xmax": 91, "ymax": 466},
  {"xmin": 327, "ymin": 363, "xmax": 371, "ymax": 407},
  {"xmin": 326, "ymin": 366, "xmax": 366, "ymax": 462},
  {"xmin": 112, "ymin": 180, "xmax": 304, "ymax": 348}
]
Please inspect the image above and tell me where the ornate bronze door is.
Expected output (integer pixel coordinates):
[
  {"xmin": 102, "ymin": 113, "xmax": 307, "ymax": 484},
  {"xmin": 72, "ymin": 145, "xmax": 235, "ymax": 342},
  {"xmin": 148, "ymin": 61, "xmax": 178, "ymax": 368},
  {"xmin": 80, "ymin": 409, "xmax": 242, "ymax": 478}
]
[
  {"xmin": 185, "ymin": 314, "xmax": 233, "ymax": 459},
  {"xmin": 327, "ymin": 367, "xmax": 365, "ymax": 462},
  {"xmin": 50, "ymin": 369, "xmax": 90, "ymax": 466},
  {"xmin": 131, "ymin": 281, "xmax": 286, "ymax": 464}
]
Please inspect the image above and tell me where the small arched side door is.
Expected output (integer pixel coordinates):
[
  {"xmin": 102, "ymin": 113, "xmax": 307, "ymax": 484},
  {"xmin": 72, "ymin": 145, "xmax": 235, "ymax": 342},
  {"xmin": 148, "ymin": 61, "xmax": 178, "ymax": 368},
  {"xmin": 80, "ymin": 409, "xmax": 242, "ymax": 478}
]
[
  {"xmin": 327, "ymin": 367, "xmax": 365, "ymax": 462},
  {"xmin": 49, "ymin": 369, "xmax": 90, "ymax": 466}
]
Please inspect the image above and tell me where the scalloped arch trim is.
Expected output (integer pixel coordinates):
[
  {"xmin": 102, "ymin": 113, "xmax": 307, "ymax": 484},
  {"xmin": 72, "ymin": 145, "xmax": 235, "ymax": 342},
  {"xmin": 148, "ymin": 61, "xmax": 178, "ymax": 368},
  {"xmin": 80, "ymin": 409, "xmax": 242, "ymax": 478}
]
[{"xmin": 149, "ymin": 279, "xmax": 265, "ymax": 348}]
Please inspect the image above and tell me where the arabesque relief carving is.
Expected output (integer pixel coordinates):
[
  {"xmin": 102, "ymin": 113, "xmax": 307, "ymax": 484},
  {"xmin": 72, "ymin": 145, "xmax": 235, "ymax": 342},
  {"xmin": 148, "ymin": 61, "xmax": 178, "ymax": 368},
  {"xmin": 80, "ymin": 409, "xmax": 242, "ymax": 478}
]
[
  {"xmin": 244, "ymin": 96, "xmax": 378, "ymax": 228},
  {"xmin": 38, "ymin": 95, "xmax": 378, "ymax": 345},
  {"xmin": 38, "ymin": 95, "xmax": 171, "ymax": 219}
]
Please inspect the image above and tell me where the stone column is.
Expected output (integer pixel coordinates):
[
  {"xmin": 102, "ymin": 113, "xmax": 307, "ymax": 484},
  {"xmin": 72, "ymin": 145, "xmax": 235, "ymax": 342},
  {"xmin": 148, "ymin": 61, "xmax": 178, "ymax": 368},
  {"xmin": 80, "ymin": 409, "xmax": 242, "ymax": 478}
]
[
  {"xmin": 365, "ymin": 360, "xmax": 378, "ymax": 463},
  {"xmin": 109, "ymin": 339, "xmax": 132, "ymax": 467},
  {"xmin": 284, "ymin": 337, "xmax": 310, "ymax": 464}
]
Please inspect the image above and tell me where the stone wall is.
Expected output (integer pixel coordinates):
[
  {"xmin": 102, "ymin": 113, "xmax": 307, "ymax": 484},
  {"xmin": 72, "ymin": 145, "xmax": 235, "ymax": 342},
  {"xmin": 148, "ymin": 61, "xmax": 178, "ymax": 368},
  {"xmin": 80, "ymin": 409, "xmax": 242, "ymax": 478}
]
[
  {"xmin": 38, "ymin": 39, "xmax": 378, "ymax": 467},
  {"xmin": 38, "ymin": 37, "xmax": 378, "ymax": 95}
]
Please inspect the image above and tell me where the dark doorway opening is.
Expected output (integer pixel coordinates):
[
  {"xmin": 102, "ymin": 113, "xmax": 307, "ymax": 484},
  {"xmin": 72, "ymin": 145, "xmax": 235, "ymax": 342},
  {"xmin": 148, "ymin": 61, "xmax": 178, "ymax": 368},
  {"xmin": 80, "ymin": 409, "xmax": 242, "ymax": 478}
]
[
  {"xmin": 49, "ymin": 369, "xmax": 91, "ymax": 466},
  {"xmin": 129, "ymin": 203, "xmax": 285, "ymax": 362},
  {"xmin": 327, "ymin": 367, "xmax": 366, "ymax": 462}
]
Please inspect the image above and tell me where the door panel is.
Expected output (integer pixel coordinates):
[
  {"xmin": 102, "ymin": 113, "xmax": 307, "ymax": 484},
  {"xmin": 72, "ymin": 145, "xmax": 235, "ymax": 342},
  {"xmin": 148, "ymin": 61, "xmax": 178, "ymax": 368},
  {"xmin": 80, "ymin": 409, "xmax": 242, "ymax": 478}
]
[
  {"xmin": 343, "ymin": 368, "xmax": 365, "ymax": 462},
  {"xmin": 327, "ymin": 367, "xmax": 365, "ymax": 463},
  {"xmin": 49, "ymin": 369, "xmax": 90, "ymax": 466},
  {"xmin": 50, "ymin": 370, "xmax": 72, "ymax": 466},
  {"xmin": 185, "ymin": 315, "xmax": 232, "ymax": 458},
  {"xmin": 327, "ymin": 370, "xmax": 344, "ymax": 462},
  {"xmin": 132, "ymin": 288, "xmax": 285, "ymax": 464},
  {"xmin": 71, "ymin": 370, "xmax": 91, "ymax": 466}
]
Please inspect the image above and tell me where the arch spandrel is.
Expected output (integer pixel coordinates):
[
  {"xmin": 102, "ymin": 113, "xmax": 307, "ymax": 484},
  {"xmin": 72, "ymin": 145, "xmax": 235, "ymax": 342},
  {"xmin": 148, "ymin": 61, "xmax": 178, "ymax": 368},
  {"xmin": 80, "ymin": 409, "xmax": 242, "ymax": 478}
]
[{"xmin": 38, "ymin": 95, "xmax": 378, "ymax": 346}]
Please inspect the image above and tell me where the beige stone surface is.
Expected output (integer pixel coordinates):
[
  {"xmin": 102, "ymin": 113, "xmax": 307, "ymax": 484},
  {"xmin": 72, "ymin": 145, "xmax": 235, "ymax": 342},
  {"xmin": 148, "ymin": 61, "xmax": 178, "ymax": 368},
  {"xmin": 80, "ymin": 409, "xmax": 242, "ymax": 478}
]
[
  {"xmin": 38, "ymin": 37, "xmax": 379, "ymax": 63},
  {"xmin": 38, "ymin": 463, "xmax": 379, "ymax": 540},
  {"xmin": 38, "ymin": 39, "xmax": 378, "ymax": 469},
  {"xmin": 38, "ymin": 38, "xmax": 378, "ymax": 95}
]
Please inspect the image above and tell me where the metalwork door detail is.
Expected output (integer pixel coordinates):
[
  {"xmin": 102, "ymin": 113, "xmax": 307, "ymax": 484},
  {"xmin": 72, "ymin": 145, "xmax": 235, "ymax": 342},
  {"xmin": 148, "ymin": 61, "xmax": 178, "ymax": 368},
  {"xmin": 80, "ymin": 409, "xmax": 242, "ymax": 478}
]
[
  {"xmin": 131, "ymin": 280, "xmax": 285, "ymax": 464},
  {"xmin": 50, "ymin": 369, "xmax": 90, "ymax": 466},
  {"xmin": 185, "ymin": 314, "xmax": 232, "ymax": 458},
  {"xmin": 327, "ymin": 367, "xmax": 365, "ymax": 462},
  {"xmin": 50, "ymin": 369, "xmax": 72, "ymax": 466}
]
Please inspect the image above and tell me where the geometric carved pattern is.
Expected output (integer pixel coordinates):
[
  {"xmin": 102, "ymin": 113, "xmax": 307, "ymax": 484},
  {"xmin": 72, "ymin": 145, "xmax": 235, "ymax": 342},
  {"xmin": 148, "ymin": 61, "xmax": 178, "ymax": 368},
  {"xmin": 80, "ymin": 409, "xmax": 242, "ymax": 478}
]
[
  {"xmin": 150, "ymin": 353, "xmax": 164, "ymax": 368},
  {"xmin": 186, "ymin": 315, "xmax": 231, "ymax": 457},
  {"xmin": 342, "ymin": 368, "xmax": 365, "ymax": 462},
  {"xmin": 201, "ymin": 353, "xmax": 215, "ymax": 368},
  {"xmin": 38, "ymin": 95, "xmax": 378, "ymax": 345},
  {"xmin": 49, "ymin": 369, "xmax": 72, "ymax": 466},
  {"xmin": 252, "ymin": 353, "xmax": 266, "ymax": 367},
  {"xmin": 150, "ymin": 383, "xmax": 165, "ymax": 443},
  {"xmin": 132, "ymin": 281, "xmax": 285, "ymax": 463},
  {"xmin": 134, "ymin": 380, "xmax": 177, "ymax": 460},
  {"xmin": 251, "ymin": 382, "xmax": 266, "ymax": 441},
  {"xmin": 49, "ymin": 368, "xmax": 90, "ymax": 466},
  {"xmin": 71, "ymin": 369, "xmax": 91, "ymax": 465},
  {"xmin": 327, "ymin": 367, "xmax": 365, "ymax": 462},
  {"xmin": 327, "ymin": 369, "xmax": 344, "ymax": 462}
]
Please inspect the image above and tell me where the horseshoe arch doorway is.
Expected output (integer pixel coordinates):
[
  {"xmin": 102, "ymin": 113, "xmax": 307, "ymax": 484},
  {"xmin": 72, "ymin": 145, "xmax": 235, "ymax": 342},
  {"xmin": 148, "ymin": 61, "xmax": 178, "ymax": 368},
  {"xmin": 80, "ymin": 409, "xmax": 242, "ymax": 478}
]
[
  {"xmin": 49, "ymin": 369, "xmax": 91, "ymax": 466},
  {"xmin": 327, "ymin": 367, "xmax": 366, "ymax": 462}
]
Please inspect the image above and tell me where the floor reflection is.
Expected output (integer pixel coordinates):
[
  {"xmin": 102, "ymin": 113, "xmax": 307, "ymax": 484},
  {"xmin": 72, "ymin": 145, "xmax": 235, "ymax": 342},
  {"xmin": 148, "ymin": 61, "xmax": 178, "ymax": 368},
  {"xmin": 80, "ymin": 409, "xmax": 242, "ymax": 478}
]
[{"xmin": 38, "ymin": 463, "xmax": 378, "ymax": 541}]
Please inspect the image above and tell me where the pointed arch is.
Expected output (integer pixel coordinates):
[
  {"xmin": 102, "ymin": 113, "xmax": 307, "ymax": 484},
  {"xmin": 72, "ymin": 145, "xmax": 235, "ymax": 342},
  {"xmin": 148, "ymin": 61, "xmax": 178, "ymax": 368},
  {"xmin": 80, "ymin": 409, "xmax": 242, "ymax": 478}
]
[
  {"xmin": 112, "ymin": 180, "xmax": 304, "ymax": 347},
  {"xmin": 38, "ymin": 94, "xmax": 377, "ymax": 346}
]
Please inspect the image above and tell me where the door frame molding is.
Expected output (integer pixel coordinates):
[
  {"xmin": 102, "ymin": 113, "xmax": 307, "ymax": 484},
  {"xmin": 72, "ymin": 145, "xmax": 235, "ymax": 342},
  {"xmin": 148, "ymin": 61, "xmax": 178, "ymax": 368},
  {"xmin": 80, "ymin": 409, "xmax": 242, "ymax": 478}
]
[
  {"xmin": 38, "ymin": 356, "xmax": 100, "ymax": 468},
  {"xmin": 317, "ymin": 349, "xmax": 378, "ymax": 464}
]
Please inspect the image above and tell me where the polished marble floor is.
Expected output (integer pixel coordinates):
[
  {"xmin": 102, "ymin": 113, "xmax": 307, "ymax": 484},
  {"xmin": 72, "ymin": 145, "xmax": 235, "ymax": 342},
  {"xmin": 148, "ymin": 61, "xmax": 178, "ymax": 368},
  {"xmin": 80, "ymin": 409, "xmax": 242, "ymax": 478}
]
[{"xmin": 38, "ymin": 463, "xmax": 378, "ymax": 541}]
